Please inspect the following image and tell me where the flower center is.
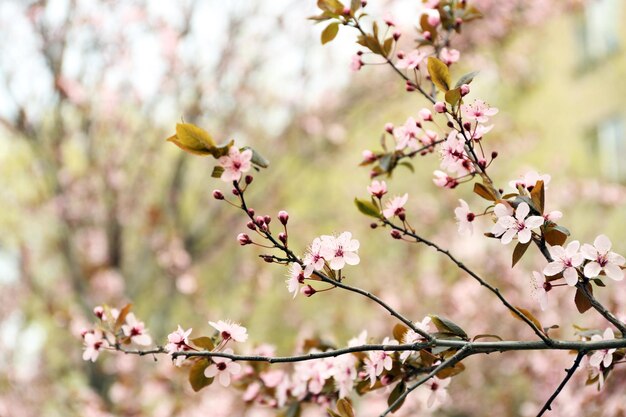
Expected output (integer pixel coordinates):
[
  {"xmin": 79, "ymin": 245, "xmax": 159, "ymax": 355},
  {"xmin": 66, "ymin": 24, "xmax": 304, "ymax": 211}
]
[{"xmin": 217, "ymin": 362, "xmax": 227, "ymax": 371}]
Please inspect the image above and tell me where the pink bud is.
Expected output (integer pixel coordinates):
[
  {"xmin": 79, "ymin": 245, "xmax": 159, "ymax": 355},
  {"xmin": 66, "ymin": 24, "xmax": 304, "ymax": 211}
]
[
  {"xmin": 405, "ymin": 81, "xmax": 416, "ymax": 92},
  {"xmin": 491, "ymin": 151, "xmax": 498, "ymax": 159},
  {"xmin": 263, "ymin": 215, "xmax": 271, "ymax": 225},
  {"xmin": 391, "ymin": 230, "xmax": 402, "ymax": 239},
  {"xmin": 418, "ymin": 108, "xmax": 433, "ymax": 122},
  {"xmin": 301, "ymin": 285, "xmax": 316, "ymax": 297},
  {"xmin": 393, "ymin": 30, "xmax": 401, "ymax": 41},
  {"xmin": 396, "ymin": 51, "xmax": 405, "ymax": 59},
  {"xmin": 463, "ymin": 122, "xmax": 471, "ymax": 131},
  {"xmin": 361, "ymin": 0, "xmax": 367, "ymax": 6},
  {"xmin": 362, "ymin": 150, "xmax": 376, "ymax": 163},
  {"xmin": 245, "ymin": 175, "xmax": 253, "ymax": 184},
  {"xmin": 255, "ymin": 216, "xmax": 265, "ymax": 227},
  {"xmin": 238, "ymin": 233, "xmax": 252, "ymax": 245},
  {"xmin": 434, "ymin": 102, "xmax": 446, "ymax": 113},
  {"xmin": 343, "ymin": 6, "xmax": 351, "ymax": 15},
  {"xmin": 247, "ymin": 208, "xmax": 255, "ymax": 217},
  {"xmin": 384, "ymin": 123, "xmax": 394, "ymax": 134},
  {"xmin": 278, "ymin": 232, "xmax": 288, "ymax": 244},
  {"xmin": 460, "ymin": 84, "xmax": 470, "ymax": 96},
  {"xmin": 278, "ymin": 210, "xmax": 289, "ymax": 225},
  {"xmin": 423, "ymin": 31, "xmax": 431, "ymax": 41},
  {"xmin": 212, "ymin": 190, "xmax": 224, "ymax": 200},
  {"xmin": 246, "ymin": 221, "xmax": 256, "ymax": 230},
  {"xmin": 231, "ymin": 188, "xmax": 239, "ymax": 196},
  {"xmin": 93, "ymin": 306, "xmax": 104, "ymax": 319},
  {"xmin": 425, "ymin": 10, "xmax": 440, "ymax": 27}
]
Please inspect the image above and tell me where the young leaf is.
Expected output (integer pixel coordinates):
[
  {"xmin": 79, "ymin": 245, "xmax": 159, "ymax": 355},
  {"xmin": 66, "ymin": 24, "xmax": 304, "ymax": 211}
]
[
  {"xmin": 454, "ymin": 71, "xmax": 480, "ymax": 88},
  {"xmin": 336, "ymin": 398, "xmax": 355, "ymax": 417},
  {"xmin": 387, "ymin": 381, "xmax": 406, "ymax": 413},
  {"xmin": 167, "ymin": 123, "xmax": 216, "ymax": 156},
  {"xmin": 544, "ymin": 225, "xmax": 570, "ymax": 246},
  {"xmin": 206, "ymin": 140, "xmax": 234, "ymax": 159},
  {"xmin": 472, "ymin": 334, "xmax": 503, "ymax": 342},
  {"xmin": 317, "ymin": 0, "xmax": 344, "ymax": 14},
  {"xmin": 436, "ymin": 361, "xmax": 465, "ymax": 378},
  {"xmin": 510, "ymin": 307, "xmax": 543, "ymax": 331},
  {"xmin": 241, "ymin": 146, "xmax": 270, "ymax": 168},
  {"xmin": 354, "ymin": 198, "xmax": 381, "ymax": 218},
  {"xmin": 114, "ymin": 303, "xmax": 132, "ymax": 332},
  {"xmin": 473, "ymin": 182, "xmax": 497, "ymax": 201},
  {"xmin": 188, "ymin": 359, "xmax": 214, "ymax": 392},
  {"xmin": 427, "ymin": 57, "xmax": 451, "ymax": 92},
  {"xmin": 211, "ymin": 166, "xmax": 225, "ymax": 178},
  {"xmin": 321, "ymin": 22, "xmax": 340, "ymax": 45},
  {"xmin": 575, "ymin": 284, "xmax": 593, "ymax": 314},
  {"xmin": 445, "ymin": 88, "xmax": 461, "ymax": 106},
  {"xmin": 190, "ymin": 336, "xmax": 215, "ymax": 351},
  {"xmin": 530, "ymin": 180, "xmax": 545, "ymax": 214},
  {"xmin": 512, "ymin": 241, "xmax": 531, "ymax": 267},
  {"xmin": 429, "ymin": 315, "xmax": 468, "ymax": 339},
  {"xmin": 392, "ymin": 323, "xmax": 409, "ymax": 342}
]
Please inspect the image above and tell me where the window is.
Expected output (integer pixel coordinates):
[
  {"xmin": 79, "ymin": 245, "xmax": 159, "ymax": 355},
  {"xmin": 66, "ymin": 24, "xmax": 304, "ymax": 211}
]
[
  {"xmin": 577, "ymin": 0, "xmax": 621, "ymax": 64},
  {"xmin": 595, "ymin": 116, "xmax": 626, "ymax": 181}
]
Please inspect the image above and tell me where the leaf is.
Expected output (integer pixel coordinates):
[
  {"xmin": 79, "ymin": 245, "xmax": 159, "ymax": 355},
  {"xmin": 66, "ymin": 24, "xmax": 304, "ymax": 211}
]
[
  {"xmin": 454, "ymin": 71, "xmax": 479, "ymax": 88},
  {"xmin": 114, "ymin": 303, "xmax": 132, "ymax": 332},
  {"xmin": 190, "ymin": 336, "xmax": 215, "ymax": 351},
  {"xmin": 211, "ymin": 166, "xmax": 225, "ymax": 178},
  {"xmin": 382, "ymin": 37, "xmax": 394, "ymax": 57},
  {"xmin": 445, "ymin": 88, "xmax": 461, "ymax": 106},
  {"xmin": 327, "ymin": 410, "xmax": 342, "ymax": 417},
  {"xmin": 285, "ymin": 402, "xmax": 302, "ymax": 417},
  {"xmin": 188, "ymin": 359, "xmax": 214, "ymax": 392},
  {"xmin": 321, "ymin": 22, "xmax": 340, "ymax": 45},
  {"xmin": 530, "ymin": 180, "xmax": 545, "ymax": 214},
  {"xmin": 429, "ymin": 315, "xmax": 468, "ymax": 339},
  {"xmin": 512, "ymin": 241, "xmax": 531, "ymax": 267},
  {"xmin": 544, "ymin": 225, "xmax": 570, "ymax": 246},
  {"xmin": 317, "ymin": 0, "xmax": 344, "ymax": 14},
  {"xmin": 336, "ymin": 398, "xmax": 355, "ymax": 417},
  {"xmin": 510, "ymin": 306, "xmax": 543, "ymax": 331},
  {"xmin": 241, "ymin": 146, "xmax": 270, "ymax": 168},
  {"xmin": 397, "ymin": 161, "xmax": 414, "ymax": 173},
  {"xmin": 427, "ymin": 57, "xmax": 451, "ymax": 92},
  {"xmin": 392, "ymin": 323, "xmax": 409, "ymax": 342},
  {"xmin": 420, "ymin": 14, "xmax": 438, "ymax": 37},
  {"xmin": 575, "ymin": 284, "xmax": 593, "ymax": 314},
  {"xmin": 354, "ymin": 198, "xmax": 381, "ymax": 218},
  {"xmin": 473, "ymin": 182, "xmax": 497, "ymax": 201},
  {"xmin": 436, "ymin": 361, "xmax": 465, "ymax": 378},
  {"xmin": 206, "ymin": 140, "xmax": 234, "ymax": 159},
  {"xmin": 167, "ymin": 123, "xmax": 217, "ymax": 155},
  {"xmin": 386, "ymin": 381, "xmax": 406, "ymax": 413},
  {"xmin": 593, "ymin": 278, "xmax": 606, "ymax": 287},
  {"xmin": 350, "ymin": 0, "xmax": 361, "ymax": 12},
  {"xmin": 419, "ymin": 349, "xmax": 438, "ymax": 367},
  {"xmin": 378, "ymin": 153, "xmax": 394, "ymax": 172},
  {"xmin": 472, "ymin": 334, "xmax": 503, "ymax": 342}
]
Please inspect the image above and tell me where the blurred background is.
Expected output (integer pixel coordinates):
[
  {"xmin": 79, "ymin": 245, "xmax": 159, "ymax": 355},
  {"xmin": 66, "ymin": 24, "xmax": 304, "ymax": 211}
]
[{"xmin": 1, "ymin": 0, "xmax": 625, "ymax": 416}]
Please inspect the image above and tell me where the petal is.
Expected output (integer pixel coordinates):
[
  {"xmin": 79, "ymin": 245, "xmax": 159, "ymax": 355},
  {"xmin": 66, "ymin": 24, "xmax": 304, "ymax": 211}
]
[
  {"xmin": 501, "ymin": 229, "xmax": 517, "ymax": 245},
  {"xmin": 329, "ymin": 257, "xmax": 345, "ymax": 270},
  {"xmin": 584, "ymin": 262, "xmax": 602, "ymax": 278},
  {"xmin": 570, "ymin": 253, "xmax": 584, "ymax": 267},
  {"xmin": 604, "ymin": 263, "xmax": 624, "ymax": 281},
  {"xmin": 494, "ymin": 203, "xmax": 512, "ymax": 218},
  {"xmin": 580, "ymin": 244, "xmax": 598, "ymax": 260},
  {"xmin": 589, "ymin": 352, "xmax": 603, "ymax": 368},
  {"xmin": 343, "ymin": 252, "xmax": 360, "ymax": 266},
  {"xmin": 548, "ymin": 245, "xmax": 566, "ymax": 260},
  {"xmin": 524, "ymin": 216, "xmax": 545, "ymax": 229},
  {"xmin": 563, "ymin": 267, "xmax": 579, "ymax": 286},
  {"xmin": 517, "ymin": 228, "xmax": 531, "ymax": 244},
  {"xmin": 539, "ymin": 291, "xmax": 548, "ymax": 311},
  {"xmin": 565, "ymin": 241, "xmax": 580, "ymax": 256},
  {"xmin": 608, "ymin": 252, "xmax": 626, "ymax": 266},
  {"xmin": 516, "ymin": 203, "xmax": 530, "ymax": 220},
  {"xmin": 229, "ymin": 362, "xmax": 242, "ymax": 375},
  {"xmin": 543, "ymin": 262, "xmax": 564, "ymax": 276},
  {"xmin": 604, "ymin": 328, "xmax": 615, "ymax": 340},
  {"xmin": 204, "ymin": 365, "xmax": 218, "ymax": 378},
  {"xmin": 603, "ymin": 353, "xmax": 613, "ymax": 368},
  {"xmin": 219, "ymin": 371, "xmax": 231, "ymax": 387},
  {"xmin": 594, "ymin": 235, "xmax": 612, "ymax": 254}
]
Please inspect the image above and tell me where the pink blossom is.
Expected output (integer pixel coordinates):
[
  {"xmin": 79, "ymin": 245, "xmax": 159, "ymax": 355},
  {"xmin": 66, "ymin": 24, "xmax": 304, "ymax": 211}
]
[
  {"xmin": 509, "ymin": 170, "xmax": 551, "ymax": 191},
  {"xmin": 394, "ymin": 117, "xmax": 421, "ymax": 150},
  {"xmin": 461, "ymin": 99, "xmax": 498, "ymax": 124},
  {"xmin": 581, "ymin": 235, "xmax": 625, "ymax": 280},
  {"xmin": 531, "ymin": 271, "xmax": 549, "ymax": 311},
  {"xmin": 433, "ymin": 170, "xmax": 457, "ymax": 188},
  {"xmin": 364, "ymin": 337, "xmax": 397, "ymax": 386},
  {"xmin": 396, "ymin": 49, "xmax": 427, "ymax": 70},
  {"xmin": 303, "ymin": 237, "xmax": 327, "ymax": 276},
  {"xmin": 218, "ymin": 147, "xmax": 253, "ymax": 182},
  {"xmin": 367, "ymin": 180, "xmax": 387, "ymax": 198},
  {"xmin": 470, "ymin": 124, "xmax": 493, "ymax": 140},
  {"xmin": 348, "ymin": 330, "xmax": 368, "ymax": 347},
  {"xmin": 491, "ymin": 202, "xmax": 544, "ymax": 245},
  {"xmin": 425, "ymin": 377, "xmax": 451, "ymax": 408},
  {"xmin": 423, "ymin": 9, "xmax": 441, "ymax": 27},
  {"xmin": 454, "ymin": 199, "xmax": 475, "ymax": 237},
  {"xmin": 204, "ymin": 348, "xmax": 242, "ymax": 387},
  {"xmin": 543, "ymin": 241, "xmax": 584, "ymax": 286},
  {"xmin": 440, "ymin": 47, "xmax": 460, "ymax": 65},
  {"xmin": 362, "ymin": 149, "xmax": 376, "ymax": 163},
  {"xmin": 544, "ymin": 210, "xmax": 562, "ymax": 222},
  {"xmin": 440, "ymin": 131, "xmax": 471, "ymax": 175},
  {"xmin": 209, "ymin": 320, "xmax": 248, "ymax": 343},
  {"xmin": 121, "ymin": 313, "xmax": 152, "ymax": 346},
  {"xmin": 286, "ymin": 263, "xmax": 305, "ymax": 298},
  {"xmin": 165, "ymin": 325, "xmax": 193, "ymax": 366},
  {"xmin": 83, "ymin": 330, "xmax": 109, "ymax": 362},
  {"xmin": 434, "ymin": 101, "xmax": 446, "ymax": 113},
  {"xmin": 383, "ymin": 12, "xmax": 396, "ymax": 27},
  {"xmin": 320, "ymin": 232, "xmax": 360, "ymax": 270},
  {"xmin": 382, "ymin": 194, "xmax": 408, "ymax": 219},
  {"xmin": 400, "ymin": 317, "xmax": 431, "ymax": 362},
  {"xmin": 418, "ymin": 108, "xmax": 433, "ymax": 122},
  {"xmin": 589, "ymin": 328, "xmax": 616, "ymax": 369},
  {"xmin": 420, "ymin": 130, "xmax": 438, "ymax": 147},
  {"xmin": 350, "ymin": 55, "xmax": 363, "ymax": 72},
  {"xmin": 330, "ymin": 354, "xmax": 358, "ymax": 398}
]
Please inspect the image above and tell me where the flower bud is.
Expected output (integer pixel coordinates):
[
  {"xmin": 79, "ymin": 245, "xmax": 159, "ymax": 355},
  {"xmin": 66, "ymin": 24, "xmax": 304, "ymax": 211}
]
[
  {"xmin": 278, "ymin": 232, "xmax": 288, "ymax": 244},
  {"xmin": 255, "ymin": 216, "xmax": 265, "ymax": 227},
  {"xmin": 263, "ymin": 215, "xmax": 271, "ymax": 225},
  {"xmin": 384, "ymin": 123, "xmax": 394, "ymax": 134},
  {"xmin": 460, "ymin": 83, "xmax": 470, "ymax": 96},
  {"xmin": 246, "ymin": 221, "xmax": 256, "ymax": 231},
  {"xmin": 391, "ymin": 230, "xmax": 402, "ymax": 239},
  {"xmin": 361, "ymin": 0, "xmax": 367, "ymax": 7},
  {"xmin": 247, "ymin": 208, "xmax": 255, "ymax": 217},
  {"xmin": 434, "ymin": 102, "xmax": 446, "ymax": 113},
  {"xmin": 393, "ymin": 30, "xmax": 401, "ymax": 41},
  {"xmin": 238, "ymin": 233, "xmax": 252, "ymax": 246},
  {"xmin": 491, "ymin": 151, "xmax": 498, "ymax": 159},
  {"xmin": 278, "ymin": 210, "xmax": 289, "ymax": 225},
  {"xmin": 370, "ymin": 222, "xmax": 378, "ymax": 229},
  {"xmin": 343, "ymin": 6, "xmax": 351, "ymax": 15},
  {"xmin": 419, "ymin": 108, "xmax": 433, "ymax": 122},
  {"xmin": 405, "ymin": 81, "xmax": 416, "ymax": 92},
  {"xmin": 301, "ymin": 285, "xmax": 316, "ymax": 297},
  {"xmin": 463, "ymin": 122, "xmax": 472, "ymax": 131},
  {"xmin": 93, "ymin": 306, "xmax": 104, "ymax": 319},
  {"xmin": 262, "ymin": 255, "xmax": 274, "ymax": 263},
  {"xmin": 357, "ymin": 50, "xmax": 363, "ymax": 56},
  {"xmin": 398, "ymin": 212, "xmax": 406, "ymax": 221},
  {"xmin": 423, "ymin": 31, "xmax": 432, "ymax": 41},
  {"xmin": 543, "ymin": 282, "xmax": 553, "ymax": 292},
  {"xmin": 396, "ymin": 51, "xmax": 405, "ymax": 59},
  {"xmin": 245, "ymin": 175, "xmax": 253, "ymax": 185},
  {"xmin": 232, "ymin": 188, "xmax": 240, "ymax": 196},
  {"xmin": 212, "ymin": 190, "xmax": 224, "ymax": 200}
]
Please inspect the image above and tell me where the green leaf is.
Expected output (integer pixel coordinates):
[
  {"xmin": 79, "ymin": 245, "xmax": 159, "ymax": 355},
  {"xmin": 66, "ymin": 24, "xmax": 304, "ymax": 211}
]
[
  {"xmin": 167, "ymin": 123, "xmax": 217, "ymax": 155},
  {"xmin": 473, "ymin": 182, "xmax": 497, "ymax": 201},
  {"xmin": 530, "ymin": 180, "xmax": 545, "ymax": 214},
  {"xmin": 512, "ymin": 241, "xmax": 530, "ymax": 267},
  {"xmin": 190, "ymin": 336, "xmax": 215, "ymax": 350},
  {"xmin": 350, "ymin": 0, "xmax": 361, "ymax": 12},
  {"xmin": 427, "ymin": 57, "xmax": 451, "ymax": 92},
  {"xmin": 593, "ymin": 278, "xmax": 606, "ymax": 287},
  {"xmin": 454, "ymin": 71, "xmax": 479, "ymax": 88},
  {"xmin": 397, "ymin": 161, "xmax": 414, "ymax": 172},
  {"xmin": 206, "ymin": 140, "xmax": 234, "ymax": 159},
  {"xmin": 354, "ymin": 198, "xmax": 381, "ymax": 218},
  {"xmin": 575, "ymin": 284, "xmax": 593, "ymax": 314},
  {"xmin": 321, "ymin": 22, "xmax": 340, "ymax": 45},
  {"xmin": 429, "ymin": 315, "xmax": 468, "ymax": 339},
  {"xmin": 445, "ymin": 88, "xmax": 461, "ymax": 106},
  {"xmin": 241, "ymin": 146, "xmax": 270, "ymax": 168},
  {"xmin": 211, "ymin": 166, "xmax": 225, "ymax": 178},
  {"xmin": 188, "ymin": 359, "xmax": 214, "ymax": 392},
  {"xmin": 285, "ymin": 402, "xmax": 302, "ymax": 417},
  {"xmin": 387, "ymin": 381, "xmax": 406, "ymax": 413}
]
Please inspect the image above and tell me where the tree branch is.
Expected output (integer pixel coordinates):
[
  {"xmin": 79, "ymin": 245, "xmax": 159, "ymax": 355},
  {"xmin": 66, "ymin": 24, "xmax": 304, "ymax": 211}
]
[{"xmin": 535, "ymin": 351, "xmax": 585, "ymax": 417}]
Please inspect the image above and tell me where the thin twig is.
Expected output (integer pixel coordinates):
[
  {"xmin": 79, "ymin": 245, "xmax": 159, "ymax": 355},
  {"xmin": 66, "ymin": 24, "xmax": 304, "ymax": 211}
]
[{"xmin": 536, "ymin": 351, "xmax": 586, "ymax": 417}]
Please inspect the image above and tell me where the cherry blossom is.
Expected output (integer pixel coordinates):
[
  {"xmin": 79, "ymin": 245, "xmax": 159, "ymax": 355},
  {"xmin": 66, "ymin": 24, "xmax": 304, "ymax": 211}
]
[
  {"xmin": 581, "ymin": 235, "xmax": 625, "ymax": 280},
  {"xmin": 394, "ymin": 117, "xmax": 421, "ymax": 150},
  {"xmin": 367, "ymin": 180, "xmax": 387, "ymax": 198},
  {"xmin": 320, "ymin": 232, "xmax": 360, "ymax": 270},
  {"xmin": 218, "ymin": 147, "xmax": 253, "ymax": 182},
  {"xmin": 454, "ymin": 199, "xmax": 475, "ymax": 237},
  {"xmin": 204, "ymin": 348, "xmax": 242, "ymax": 387},
  {"xmin": 303, "ymin": 237, "xmax": 327, "ymax": 276},
  {"xmin": 531, "ymin": 271, "xmax": 550, "ymax": 311},
  {"xmin": 543, "ymin": 241, "xmax": 584, "ymax": 286},
  {"xmin": 589, "ymin": 328, "xmax": 616, "ymax": 369},
  {"xmin": 423, "ymin": 9, "xmax": 441, "ymax": 27},
  {"xmin": 209, "ymin": 320, "xmax": 248, "ymax": 343},
  {"xmin": 364, "ymin": 337, "xmax": 397, "ymax": 386},
  {"xmin": 418, "ymin": 108, "xmax": 433, "ymax": 122},
  {"xmin": 433, "ymin": 170, "xmax": 457, "ymax": 188},
  {"xmin": 469, "ymin": 124, "xmax": 493, "ymax": 140},
  {"xmin": 165, "ymin": 325, "xmax": 193, "ymax": 366},
  {"xmin": 425, "ymin": 377, "xmax": 451, "ymax": 408},
  {"xmin": 543, "ymin": 210, "xmax": 562, "ymax": 222},
  {"xmin": 348, "ymin": 330, "xmax": 368, "ymax": 347},
  {"xmin": 121, "ymin": 313, "xmax": 152, "ymax": 346},
  {"xmin": 350, "ymin": 55, "xmax": 363, "ymax": 72},
  {"xmin": 330, "ymin": 354, "xmax": 358, "ymax": 398},
  {"xmin": 509, "ymin": 170, "xmax": 551, "ymax": 191},
  {"xmin": 382, "ymin": 194, "xmax": 408, "ymax": 219},
  {"xmin": 396, "ymin": 49, "xmax": 427, "ymax": 70},
  {"xmin": 82, "ymin": 330, "xmax": 109, "ymax": 362},
  {"xmin": 285, "ymin": 262, "xmax": 305, "ymax": 298},
  {"xmin": 440, "ymin": 131, "xmax": 472, "ymax": 175},
  {"xmin": 440, "ymin": 47, "xmax": 460, "ymax": 65},
  {"xmin": 491, "ymin": 202, "xmax": 544, "ymax": 245},
  {"xmin": 400, "ymin": 317, "xmax": 431, "ymax": 362},
  {"xmin": 461, "ymin": 99, "xmax": 498, "ymax": 124}
]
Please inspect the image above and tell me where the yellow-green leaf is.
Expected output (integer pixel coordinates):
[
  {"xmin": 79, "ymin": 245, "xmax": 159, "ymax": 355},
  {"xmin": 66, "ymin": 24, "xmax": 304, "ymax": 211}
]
[
  {"xmin": 445, "ymin": 88, "xmax": 461, "ymax": 106},
  {"xmin": 167, "ymin": 123, "xmax": 216, "ymax": 155},
  {"xmin": 354, "ymin": 198, "xmax": 381, "ymax": 218},
  {"xmin": 321, "ymin": 22, "xmax": 340, "ymax": 45},
  {"xmin": 190, "ymin": 336, "xmax": 215, "ymax": 351},
  {"xmin": 427, "ymin": 57, "xmax": 451, "ymax": 92},
  {"xmin": 188, "ymin": 359, "xmax": 214, "ymax": 392},
  {"xmin": 336, "ymin": 399, "xmax": 355, "ymax": 417}
]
